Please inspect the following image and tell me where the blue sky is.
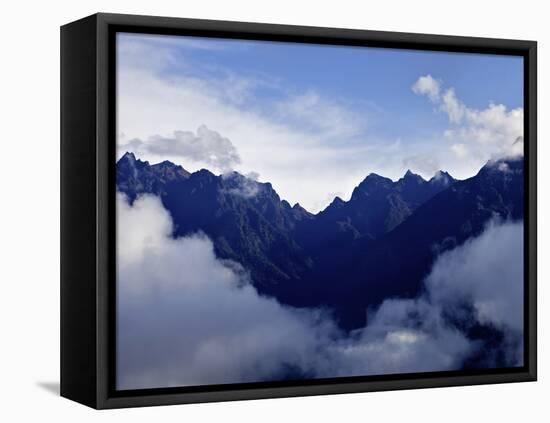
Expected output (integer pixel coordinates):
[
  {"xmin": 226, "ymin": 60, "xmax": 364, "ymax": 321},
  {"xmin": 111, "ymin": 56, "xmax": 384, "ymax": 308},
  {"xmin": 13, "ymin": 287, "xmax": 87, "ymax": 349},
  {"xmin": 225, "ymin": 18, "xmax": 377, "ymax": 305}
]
[
  {"xmin": 167, "ymin": 37, "xmax": 523, "ymax": 105},
  {"xmin": 117, "ymin": 33, "xmax": 524, "ymax": 212}
]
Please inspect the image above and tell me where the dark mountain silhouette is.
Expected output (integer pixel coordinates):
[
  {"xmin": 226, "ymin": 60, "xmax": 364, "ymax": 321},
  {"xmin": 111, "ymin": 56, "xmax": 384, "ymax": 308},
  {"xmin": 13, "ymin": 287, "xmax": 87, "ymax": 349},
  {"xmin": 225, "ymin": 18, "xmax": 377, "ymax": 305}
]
[
  {"xmin": 296, "ymin": 169, "xmax": 455, "ymax": 257},
  {"xmin": 116, "ymin": 153, "xmax": 523, "ymax": 330},
  {"xmin": 117, "ymin": 153, "xmax": 314, "ymax": 294},
  {"xmin": 306, "ymin": 158, "xmax": 524, "ymax": 328},
  {"xmin": 117, "ymin": 152, "xmax": 190, "ymax": 201}
]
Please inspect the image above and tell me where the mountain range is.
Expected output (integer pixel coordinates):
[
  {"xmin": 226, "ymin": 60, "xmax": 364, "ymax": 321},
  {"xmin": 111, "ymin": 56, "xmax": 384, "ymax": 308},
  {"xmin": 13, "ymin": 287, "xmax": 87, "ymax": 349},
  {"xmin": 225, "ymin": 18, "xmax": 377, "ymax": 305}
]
[{"xmin": 117, "ymin": 152, "xmax": 524, "ymax": 330}]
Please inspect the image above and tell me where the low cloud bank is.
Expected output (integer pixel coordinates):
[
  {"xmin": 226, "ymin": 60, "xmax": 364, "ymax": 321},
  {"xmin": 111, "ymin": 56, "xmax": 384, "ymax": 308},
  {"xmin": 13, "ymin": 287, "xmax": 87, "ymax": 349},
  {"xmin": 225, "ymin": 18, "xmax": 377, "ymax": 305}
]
[
  {"xmin": 117, "ymin": 193, "xmax": 336, "ymax": 389},
  {"xmin": 117, "ymin": 194, "xmax": 523, "ymax": 389}
]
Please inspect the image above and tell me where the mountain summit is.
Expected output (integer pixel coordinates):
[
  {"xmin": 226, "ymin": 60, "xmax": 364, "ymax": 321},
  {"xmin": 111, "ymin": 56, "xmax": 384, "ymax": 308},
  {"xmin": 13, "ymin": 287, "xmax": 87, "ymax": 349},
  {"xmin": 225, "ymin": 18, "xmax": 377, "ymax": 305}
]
[
  {"xmin": 117, "ymin": 152, "xmax": 190, "ymax": 200},
  {"xmin": 311, "ymin": 168, "xmax": 456, "ymax": 245}
]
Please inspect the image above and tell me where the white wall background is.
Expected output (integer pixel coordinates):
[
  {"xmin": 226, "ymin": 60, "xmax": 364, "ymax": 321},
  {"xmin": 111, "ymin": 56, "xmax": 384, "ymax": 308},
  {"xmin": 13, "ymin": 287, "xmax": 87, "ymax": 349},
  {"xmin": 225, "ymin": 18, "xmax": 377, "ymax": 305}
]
[{"xmin": 1, "ymin": 0, "xmax": 546, "ymax": 421}]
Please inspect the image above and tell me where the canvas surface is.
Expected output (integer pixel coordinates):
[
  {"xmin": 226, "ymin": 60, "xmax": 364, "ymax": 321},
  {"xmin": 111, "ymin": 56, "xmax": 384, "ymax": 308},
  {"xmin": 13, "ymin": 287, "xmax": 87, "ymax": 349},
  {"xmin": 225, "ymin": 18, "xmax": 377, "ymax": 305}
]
[{"xmin": 114, "ymin": 32, "xmax": 524, "ymax": 390}]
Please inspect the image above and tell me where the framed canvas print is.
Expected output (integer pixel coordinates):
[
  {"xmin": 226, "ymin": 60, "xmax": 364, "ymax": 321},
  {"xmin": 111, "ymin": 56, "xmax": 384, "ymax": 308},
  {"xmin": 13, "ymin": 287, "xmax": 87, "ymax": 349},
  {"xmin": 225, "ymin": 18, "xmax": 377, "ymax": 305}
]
[{"xmin": 60, "ymin": 13, "xmax": 537, "ymax": 409}]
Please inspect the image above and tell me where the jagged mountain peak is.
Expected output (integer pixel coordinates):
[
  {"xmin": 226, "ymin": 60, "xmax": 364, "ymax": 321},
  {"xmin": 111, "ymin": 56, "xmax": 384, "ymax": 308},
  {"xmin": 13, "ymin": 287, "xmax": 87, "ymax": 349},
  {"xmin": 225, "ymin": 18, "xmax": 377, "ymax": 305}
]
[
  {"xmin": 352, "ymin": 173, "xmax": 393, "ymax": 197},
  {"xmin": 429, "ymin": 170, "xmax": 455, "ymax": 186},
  {"xmin": 484, "ymin": 156, "xmax": 523, "ymax": 170},
  {"xmin": 221, "ymin": 170, "xmax": 241, "ymax": 179},
  {"xmin": 118, "ymin": 152, "xmax": 191, "ymax": 173},
  {"xmin": 120, "ymin": 151, "xmax": 137, "ymax": 161},
  {"xmin": 432, "ymin": 170, "xmax": 451, "ymax": 178},
  {"xmin": 400, "ymin": 169, "xmax": 425, "ymax": 183},
  {"xmin": 194, "ymin": 168, "xmax": 217, "ymax": 178},
  {"xmin": 329, "ymin": 196, "xmax": 345, "ymax": 207},
  {"xmin": 117, "ymin": 151, "xmax": 148, "ymax": 167},
  {"xmin": 513, "ymin": 136, "xmax": 523, "ymax": 145},
  {"xmin": 151, "ymin": 159, "xmax": 190, "ymax": 177},
  {"xmin": 152, "ymin": 159, "xmax": 177, "ymax": 168},
  {"xmin": 363, "ymin": 172, "xmax": 392, "ymax": 183},
  {"xmin": 475, "ymin": 157, "xmax": 523, "ymax": 182},
  {"xmin": 116, "ymin": 152, "xmax": 192, "ymax": 201}
]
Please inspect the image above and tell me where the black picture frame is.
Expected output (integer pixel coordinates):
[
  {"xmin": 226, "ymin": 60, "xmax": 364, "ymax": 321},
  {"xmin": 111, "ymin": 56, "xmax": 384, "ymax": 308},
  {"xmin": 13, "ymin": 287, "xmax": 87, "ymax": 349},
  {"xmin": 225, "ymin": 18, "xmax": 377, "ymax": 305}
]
[{"xmin": 60, "ymin": 12, "xmax": 537, "ymax": 409}]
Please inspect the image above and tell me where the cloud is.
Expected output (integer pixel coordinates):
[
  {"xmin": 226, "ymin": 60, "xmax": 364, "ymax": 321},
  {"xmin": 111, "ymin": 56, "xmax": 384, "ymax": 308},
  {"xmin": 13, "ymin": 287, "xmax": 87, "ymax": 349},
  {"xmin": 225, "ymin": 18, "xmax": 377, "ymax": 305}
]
[
  {"xmin": 120, "ymin": 125, "xmax": 241, "ymax": 172},
  {"xmin": 426, "ymin": 219, "xmax": 524, "ymax": 333},
  {"xmin": 116, "ymin": 193, "xmax": 338, "ymax": 389},
  {"xmin": 325, "ymin": 298, "xmax": 472, "ymax": 376},
  {"xmin": 117, "ymin": 195, "xmax": 524, "ymax": 389},
  {"xmin": 424, "ymin": 219, "xmax": 525, "ymax": 366},
  {"xmin": 275, "ymin": 90, "xmax": 367, "ymax": 139},
  {"xmin": 450, "ymin": 143, "xmax": 469, "ymax": 159},
  {"xmin": 412, "ymin": 74, "xmax": 441, "ymax": 102},
  {"xmin": 403, "ymin": 154, "xmax": 441, "ymax": 176},
  {"xmin": 221, "ymin": 172, "xmax": 262, "ymax": 198},
  {"xmin": 413, "ymin": 75, "xmax": 524, "ymax": 161}
]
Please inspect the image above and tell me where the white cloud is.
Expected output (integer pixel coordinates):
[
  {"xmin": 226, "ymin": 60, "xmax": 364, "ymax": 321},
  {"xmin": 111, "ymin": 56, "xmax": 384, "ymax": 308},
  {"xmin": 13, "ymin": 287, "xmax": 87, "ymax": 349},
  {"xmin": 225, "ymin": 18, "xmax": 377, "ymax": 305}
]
[
  {"xmin": 120, "ymin": 125, "xmax": 241, "ymax": 173},
  {"xmin": 403, "ymin": 154, "xmax": 441, "ymax": 176},
  {"xmin": 412, "ymin": 74, "xmax": 441, "ymax": 102},
  {"xmin": 443, "ymin": 102, "xmax": 523, "ymax": 153},
  {"xmin": 116, "ymin": 193, "xmax": 338, "ymax": 389},
  {"xmin": 413, "ymin": 75, "xmax": 524, "ymax": 163},
  {"xmin": 221, "ymin": 172, "xmax": 262, "ymax": 198},
  {"xmin": 450, "ymin": 143, "xmax": 469, "ymax": 159},
  {"xmin": 440, "ymin": 88, "xmax": 467, "ymax": 124},
  {"xmin": 426, "ymin": 219, "xmax": 524, "ymax": 332},
  {"xmin": 328, "ymin": 298, "xmax": 472, "ymax": 376},
  {"xmin": 117, "ymin": 195, "xmax": 524, "ymax": 389}
]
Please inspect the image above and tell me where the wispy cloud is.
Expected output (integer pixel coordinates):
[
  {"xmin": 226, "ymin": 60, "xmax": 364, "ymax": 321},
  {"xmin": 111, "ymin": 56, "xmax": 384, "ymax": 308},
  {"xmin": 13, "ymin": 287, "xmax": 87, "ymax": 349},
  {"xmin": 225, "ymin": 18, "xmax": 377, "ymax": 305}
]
[{"xmin": 274, "ymin": 90, "xmax": 367, "ymax": 139}]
